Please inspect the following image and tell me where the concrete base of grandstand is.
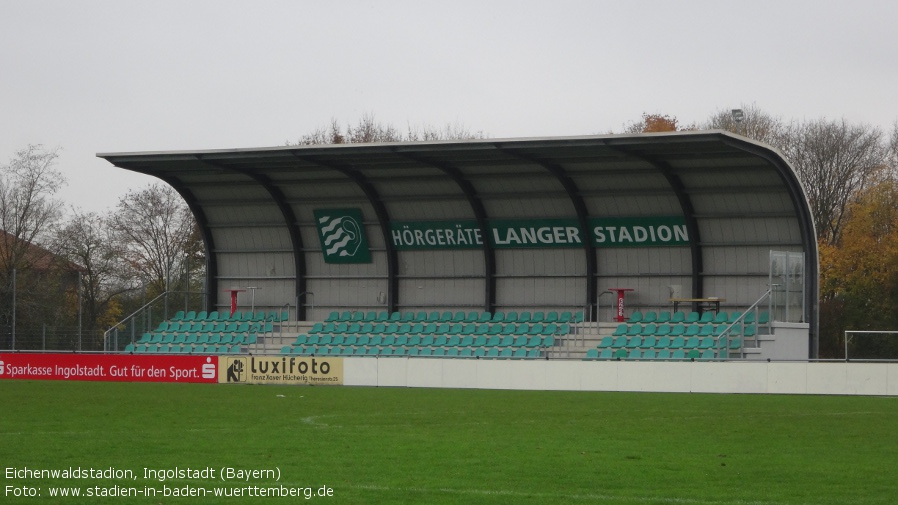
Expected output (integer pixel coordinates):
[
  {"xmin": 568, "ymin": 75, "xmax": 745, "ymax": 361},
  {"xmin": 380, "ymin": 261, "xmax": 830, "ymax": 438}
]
[{"xmin": 344, "ymin": 358, "xmax": 898, "ymax": 396}]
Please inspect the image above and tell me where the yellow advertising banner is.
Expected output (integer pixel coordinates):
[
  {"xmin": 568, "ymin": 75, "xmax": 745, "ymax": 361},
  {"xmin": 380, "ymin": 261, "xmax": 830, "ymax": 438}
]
[{"xmin": 219, "ymin": 356, "xmax": 343, "ymax": 385}]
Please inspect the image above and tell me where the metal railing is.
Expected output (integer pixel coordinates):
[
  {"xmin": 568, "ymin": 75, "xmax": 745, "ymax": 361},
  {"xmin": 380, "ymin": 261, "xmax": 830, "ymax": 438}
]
[{"xmin": 714, "ymin": 289, "xmax": 772, "ymax": 358}]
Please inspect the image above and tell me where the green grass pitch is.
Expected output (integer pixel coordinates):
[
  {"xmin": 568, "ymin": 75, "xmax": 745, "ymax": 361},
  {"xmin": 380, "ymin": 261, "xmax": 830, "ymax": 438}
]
[{"xmin": 2, "ymin": 380, "xmax": 896, "ymax": 504}]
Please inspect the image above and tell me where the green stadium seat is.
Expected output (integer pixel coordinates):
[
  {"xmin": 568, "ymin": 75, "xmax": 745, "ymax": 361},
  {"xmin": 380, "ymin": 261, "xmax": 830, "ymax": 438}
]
[
  {"xmin": 628, "ymin": 311, "xmax": 643, "ymax": 323},
  {"xmin": 687, "ymin": 349, "xmax": 701, "ymax": 360},
  {"xmin": 460, "ymin": 335, "xmax": 474, "ymax": 347},
  {"xmin": 655, "ymin": 324, "xmax": 671, "ymax": 337},
  {"xmin": 505, "ymin": 312, "xmax": 519, "ymax": 323},
  {"xmin": 671, "ymin": 349, "xmax": 686, "ymax": 360},
  {"xmin": 138, "ymin": 332, "xmax": 152, "ymax": 343},
  {"xmin": 525, "ymin": 336, "xmax": 542, "ymax": 348},
  {"xmin": 627, "ymin": 349, "xmax": 642, "ymax": 360},
  {"xmin": 123, "ymin": 343, "xmax": 135, "ymax": 353},
  {"xmin": 325, "ymin": 311, "xmax": 339, "ymax": 322},
  {"xmin": 642, "ymin": 349, "xmax": 657, "ymax": 360},
  {"xmin": 518, "ymin": 312, "xmax": 532, "ymax": 323},
  {"xmin": 656, "ymin": 311, "xmax": 671, "ymax": 323},
  {"xmin": 544, "ymin": 311, "xmax": 559, "ymax": 323},
  {"xmin": 433, "ymin": 335, "xmax": 447, "ymax": 347},
  {"xmin": 626, "ymin": 324, "xmax": 642, "ymax": 337},
  {"xmin": 640, "ymin": 336, "xmax": 656, "ymax": 349},
  {"xmin": 758, "ymin": 312, "xmax": 770, "ymax": 324},
  {"xmin": 626, "ymin": 336, "xmax": 642, "ymax": 348},
  {"xmin": 642, "ymin": 311, "xmax": 657, "ymax": 323},
  {"xmin": 654, "ymin": 336, "xmax": 671, "ymax": 349},
  {"xmin": 698, "ymin": 337, "xmax": 714, "ymax": 349},
  {"xmin": 496, "ymin": 335, "xmax": 513, "ymax": 347},
  {"xmin": 573, "ymin": 311, "xmax": 585, "ymax": 323},
  {"xmin": 598, "ymin": 336, "xmax": 614, "ymax": 348},
  {"xmin": 401, "ymin": 311, "xmax": 415, "ymax": 322},
  {"xmin": 671, "ymin": 311, "xmax": 686, "ymax": 323},
  {"xmin": 527, "ymin": 323, "xmax": 544, "ymax": 336},
  {"xmin": 685, "ymin": 311, "xmax": 700, "ymax": 323},
  {"xmin": 543, "ymin": 336, "xmax": 555, "ymax": 347},
  {"xmin": 614, "ymin": 348, "xmax": 628, "ymax": 360},
  {"xmin": 700, "ymin": 349, "xmax": 716, "ymax": 360},
  {"xmin": 416, "ymin": 311, "xmax": 428, "ymax": 321},
  {"xmin": 612, "ymin": 324, "xmax": 628, "ymax": 336},
  {"xmin": 559, "ymin": 311, "xmax": 573, "ymax": 323},
  {"xmin": 530, "ymin": 311, "xmax": 544, "ymax": 323},
  {"xmin": 393, "ymin": 347, "xmax": 408, "ymax": 356},
  {"xmin": 426, "ymin": 311, "xmax": 440, "ymax": 322},
  {"xmin": 685, "ymin": 336, "xmax": 700, "ymax": 349},
  {"xmin": 542, "ymin": 323, "xmax": 557, "ymax": 336},
  {"xmin": 374, "ymin": 311, "xmax": 389, "ymax": 321},
  {"xmin": 669, "ymin": 336, "xmax": 686, "ymax": 349},
  {"xmin": 612, "ymin": 336, "xmax": 628, "ymax": 347},
  {"xmin": 490, "ymin": 311, "xmax": 506, "ymax": 323},
  {"xmin": 584, "ymin": 348, "xmax": 600, "ymax": 360},
  {"xmin": 684, "ymin": 324, "xmax": 700, "ymax": 337},
  {"xmin": 698, "ymin": 325, "xmax": 715, "ymax": 337},
  {"xmin": 475, "ymin": 335, "xmax": 489, "ymax": 347},
  {"xmin": 641, "ymin": 324, "xmax": 658, "ymax": 336},
  {"xmin": 656, "ymin": 349, "xmax": 671, "ymax": 360},
  {"xmin": 477, "ymin": 312, "xmax": 492, "ymax": 323},
  {"xmin": 699, "ymin": 311, "xmax": 715, "ymax": 324}
]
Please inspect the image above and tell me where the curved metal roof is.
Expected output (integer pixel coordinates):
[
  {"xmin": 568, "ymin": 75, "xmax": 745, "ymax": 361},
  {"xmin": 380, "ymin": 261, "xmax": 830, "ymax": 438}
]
[{"xmin": 99, "ymin": 130, "xmax": 819, "ymax": 356}]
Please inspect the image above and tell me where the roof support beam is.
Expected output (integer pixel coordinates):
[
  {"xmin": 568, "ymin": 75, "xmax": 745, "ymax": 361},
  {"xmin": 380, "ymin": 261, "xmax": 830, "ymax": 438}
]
[
  {"xmin": 156, "ymin": 176, "xmax": 218, "ymax": 312},
  {"xmin": 292, "ymin": 153, "xmax": 399, "ymax": 315},
  {"xmin": 499, "ymin": 148, "xmax": 598, "ymax": 319},
  {"xmin": 610, "ymin": 146, "xmax": 705, "ymax": 301},
  {"xmin": 396, "ymin": 151, "xmax": 496, "ymax": 313},
  {"xmin": 197, "ymin": 157, "xmax": 309, "ymax": 320}
]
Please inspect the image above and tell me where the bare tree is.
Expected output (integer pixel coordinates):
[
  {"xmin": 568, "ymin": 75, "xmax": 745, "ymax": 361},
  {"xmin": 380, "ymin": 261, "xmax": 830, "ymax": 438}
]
[
  {"xmin": 703, "ymin": 103, "xmax": 784, "ymax": 145},
  {"xmin": 0, "ymin": 144, "xmax": 66, "ymax": 273},
  {"xmin": 776, "ymin": 118, "xmax": 886, "ymax": 244},
  {"xmin": 110, "ymin": 184, "xmax": 200, "ymax": 295},
  {"xmin": 291, "ymin": 113, "xmax": 488, "ymax": 145},
  {"xmin": 54, "ymin": 210, "xmax": 133, "ymax": 334}
]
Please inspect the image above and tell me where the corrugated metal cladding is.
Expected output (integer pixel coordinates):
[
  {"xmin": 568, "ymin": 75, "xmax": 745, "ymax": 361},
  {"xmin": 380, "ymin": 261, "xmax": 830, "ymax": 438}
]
[{"xmin": 99, "ymin": 131, "xmax": 820, "ymax": 355}]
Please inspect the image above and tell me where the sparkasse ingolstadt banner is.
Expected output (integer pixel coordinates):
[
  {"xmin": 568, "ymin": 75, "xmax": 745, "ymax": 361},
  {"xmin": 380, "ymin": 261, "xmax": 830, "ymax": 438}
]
[
  {"xmin": 389, "ymin": 216, "xmax": 689, "ymax": 250},
  {"xmin": 314, "ymin": 208, "xmax": 372, "ymax": 263},
  {"xmin": 219, "ymin": 356, "xmax": 343, "ymax": 385},
  {"xmin": 0, "ymin": 353, "xmax": 218, "ymax": 383}
]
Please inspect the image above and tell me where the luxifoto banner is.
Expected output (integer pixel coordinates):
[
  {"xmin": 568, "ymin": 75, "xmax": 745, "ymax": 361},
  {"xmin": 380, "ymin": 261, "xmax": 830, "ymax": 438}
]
[
  {"xmin": 390, "ymin": 216, "xmax": 689, "ymax": 250},
  {"xmin": 0, "ymin": 353, "xmax": 218, "ymax": 383}
]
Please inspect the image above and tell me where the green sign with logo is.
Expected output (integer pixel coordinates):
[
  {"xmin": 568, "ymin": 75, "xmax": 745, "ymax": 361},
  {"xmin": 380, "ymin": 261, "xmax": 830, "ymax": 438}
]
[
  {"xmin": 314, "ymin": 208, "xmax": 372, "ymax": 263},
  {"xmin": 390, "ymin": 216, "xmax": 689, "ymax": 250}
]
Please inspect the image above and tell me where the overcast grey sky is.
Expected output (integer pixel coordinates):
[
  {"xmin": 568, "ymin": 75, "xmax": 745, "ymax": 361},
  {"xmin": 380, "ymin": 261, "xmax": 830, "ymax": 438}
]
[{"xmin": 2, "ymin": 0, "xmax": 896, "ymax": 214}]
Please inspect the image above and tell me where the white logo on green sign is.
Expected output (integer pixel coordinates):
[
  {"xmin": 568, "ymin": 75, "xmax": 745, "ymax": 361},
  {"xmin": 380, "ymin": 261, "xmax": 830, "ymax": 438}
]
[{"xmin": 314, "ymin": 209, "xmax": 371, "ymax": 263}]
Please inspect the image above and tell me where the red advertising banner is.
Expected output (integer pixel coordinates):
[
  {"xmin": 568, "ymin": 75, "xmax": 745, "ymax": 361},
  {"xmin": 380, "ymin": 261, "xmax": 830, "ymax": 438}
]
[{"xmin": 0, "ymin": 353, "xmax": 218, "ymax": 383}]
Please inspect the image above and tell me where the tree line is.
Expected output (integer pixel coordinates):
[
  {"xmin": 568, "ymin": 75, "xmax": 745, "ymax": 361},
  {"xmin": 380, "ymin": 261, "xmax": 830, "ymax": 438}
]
[{"xmin": 3, "ymin": 109, "xmax": 897, "ymax": 356}]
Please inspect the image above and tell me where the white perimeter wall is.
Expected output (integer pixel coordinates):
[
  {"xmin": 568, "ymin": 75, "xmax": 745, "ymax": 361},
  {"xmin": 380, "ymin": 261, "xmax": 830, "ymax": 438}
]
[{"xmin": 343, "ymin": 358, "xmax": 898, "ymax": 396}]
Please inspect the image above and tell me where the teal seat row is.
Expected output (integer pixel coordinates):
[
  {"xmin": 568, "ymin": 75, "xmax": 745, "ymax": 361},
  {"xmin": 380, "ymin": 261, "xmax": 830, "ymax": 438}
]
[
  {"xmin": 126, "ymin": 344, "xmax": 241, "ymax": 354},
  {"xmin": 138, "ymin": 333, "xmax": 258, "ymax": 345},
  {"xmin": 627, "ymin": 310, "xmax": 769, "ymax": 325},
  {"xmin": 296, "ymin": 333, "xmax": 554, "ymax": 348},
  {"xmin": 599, "ymin": 335, "xmax": 742, "ymax": 351},
  {"xmin": 584, "ymin": 348, "xmax": 719, "ymax": 361},
  {"xmin": 324, "ymin": 310, "xmax": 583, "ymax": 324},
  {"xmin": 281, "ymin": 345, "xmax": 545, "ymax": 359},
  {"xmin": 611, "ymin": 323, "xmax": 756, "ymax": 338},
  {"xmin": 157, "ymin": 320, "xmax": 273, "ymax": 334},
  {"xmin": 171, "ymin": 310, "xmax": 287, "ymax": 323},
  {"xmin": 309, "ymin": 321, "xmax": 568, "ymax": 337}
]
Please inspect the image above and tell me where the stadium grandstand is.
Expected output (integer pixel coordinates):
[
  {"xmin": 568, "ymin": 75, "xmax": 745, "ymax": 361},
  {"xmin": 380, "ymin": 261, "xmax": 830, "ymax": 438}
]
[{"xmin": 99, "ymin": 131, "xmax": 817, "ymax": 362}]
